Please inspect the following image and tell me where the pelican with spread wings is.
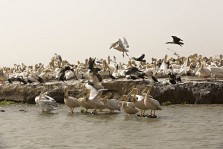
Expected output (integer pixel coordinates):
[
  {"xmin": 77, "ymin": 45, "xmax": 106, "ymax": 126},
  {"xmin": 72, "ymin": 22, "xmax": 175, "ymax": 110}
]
[{"xmin": 110, "ymin": 37, "xmax": 129, "ymax": 57}]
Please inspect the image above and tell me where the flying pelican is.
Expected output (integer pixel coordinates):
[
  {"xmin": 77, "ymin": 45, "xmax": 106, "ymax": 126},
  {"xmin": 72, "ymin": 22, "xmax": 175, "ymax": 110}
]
[
  {"xmin": 110, "ymin": 38, "xmax": 129, "ymax": 57},
  {"xmin": 63, "ymin": 86, "xmax": 80, "ymax": 113},
  {"xmin": 166, "ymin": 36, "xmax": 184, "ymax": 47},
  {"xmin": 144, "ymin": 87, "xmax": 161, "ymax": 117},
  {"xmin": 35, "ymin": 89, "xmax": 58, "ymax": 113}
]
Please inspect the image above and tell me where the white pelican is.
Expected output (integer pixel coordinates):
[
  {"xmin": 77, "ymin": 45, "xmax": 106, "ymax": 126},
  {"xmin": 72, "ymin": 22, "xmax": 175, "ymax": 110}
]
[
  {"xmin": 78, "ymin": 97, "xmax": 95, "ymax": 112},
  {"xmin": 110, "ymin": 38, "xmax": 129, "ymax": 57},
  {"xmin": 63, "ymin": 86, "xmax": 80, "ymax": 113},
  {"xmin": 102, "ymin": 92, "xmax": 120, "ymax": 113},
  {"xmin": 133, "ymin": 94, "xmax": 149, "ymax": 116},
  {"xmin": 120, "ymin": 88, "xmax": 139, "ymax": 115},
  {"xmin": 121, "ymin": 95, "xmax": 139, "ymax": 115},
  {"xmin": 85, "ymin": 81, "xmax": 107, "ymax": 113},
  {"xmin": 144, "ymin": 87, "xmax": 161, "ymax": 117},
  {"xmin": 35, "ymin": 90, "xmax": 58, "ymax": 113},
  {"xmin": 195, "ymin": 63, "xmax": 211, "ymax": 79}
]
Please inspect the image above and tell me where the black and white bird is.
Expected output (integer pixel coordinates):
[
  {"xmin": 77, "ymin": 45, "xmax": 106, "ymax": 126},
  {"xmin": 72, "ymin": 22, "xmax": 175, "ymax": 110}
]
[
  {"xmin": 166, "ymin": 36, "xmax": 184, "ymax": 47},
  {"xmin": 57, "ymin": 66, "xmax": 73, "ymax": 82}
]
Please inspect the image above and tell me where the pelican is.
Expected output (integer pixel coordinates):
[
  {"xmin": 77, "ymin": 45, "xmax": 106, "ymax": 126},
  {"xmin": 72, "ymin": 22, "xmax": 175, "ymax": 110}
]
[
  {"xmin": 110, "ymin": 38, "xmax": 129, "ymax": 57},
  {"xmin": 195, "ymin": 63, "xmax": 211, "ymax": 79},
  {"xmin": 35, "ymin": 89, "xmax": 58, "ymax": 113},
  {"xmin": 102, "ymin": 92, "xmax": 120, "ymax": 113},
  {"xmin": 77, "ymin": 97, "xmax": 95, "ymax": 112},
  {"xmin": 133, "ymin": 94, "xmax": 151, "ymax": 117},
  {"xmin": 121, "ymin": 95, "xmax": 139, "ymax": 115},
  {"xmin": 144, "ymin": 87, "xmax": 161, "ymax": 117},
  {"xmin": 120, "ymin": 88, "xmax": 139, "ymax": 115},
  {"xmin": 63, "ymin": 86, "xmax": 80, "ymax": 113},
  {"xmin": 85, "ymin": 81, "xmax": 107, "ymax": 113}
]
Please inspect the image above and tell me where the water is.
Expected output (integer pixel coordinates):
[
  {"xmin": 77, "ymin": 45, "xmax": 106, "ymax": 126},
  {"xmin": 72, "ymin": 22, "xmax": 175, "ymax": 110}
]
[{"xmin": 0, "ymin": 104, "xmax": 223, "ymax": 149}]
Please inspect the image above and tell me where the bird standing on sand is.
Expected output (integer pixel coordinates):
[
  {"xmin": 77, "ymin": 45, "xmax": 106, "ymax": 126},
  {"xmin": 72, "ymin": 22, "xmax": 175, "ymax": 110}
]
[{"xmin": 166, "ymin": 36, "xmax": 184, "ymax": 47}]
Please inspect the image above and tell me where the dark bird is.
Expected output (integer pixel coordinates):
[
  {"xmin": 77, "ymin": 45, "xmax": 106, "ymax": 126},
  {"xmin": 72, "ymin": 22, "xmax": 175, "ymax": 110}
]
[
  {"xmin": 136, "ymin": 72, "xmax": 146, "ymax": 81},
  {"xmin": 166, "ymin": 36, "xmax": 184, "ymax": 47},
  {"xmin": 26, "ymin": 79, "xmax": 33, "ymax": 84},
  {"xmin": 151, "ymin": 75, "xmax": 159, "ymax": 83},
  {"xmin": 88, "ymin": 57, "xmax": 101, "ymax": 74},
  {"xmin": 168, "ymin": 72, "xmax": 177, "ymax": 84},
  {"xmin": 125, "ymin": 67, "xmax": 142, "ymax": 75},
  {"xmin": 89, "ymin": 67, "xmax": 101, "ymax": 74},
  {"xmin": 88, "ymin": 57, "xmax": 96, "ymax": 70},
  {"xmin": 36, "ymin": 76, "xmax": 44, "ymax": 83},
  {"xmin": 132, "ymin": 54, "xmax": 146, "ymax": 62}
]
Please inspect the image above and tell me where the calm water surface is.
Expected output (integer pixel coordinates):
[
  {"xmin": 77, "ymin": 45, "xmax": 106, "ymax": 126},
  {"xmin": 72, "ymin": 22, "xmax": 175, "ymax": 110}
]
[{"xmin": 0, "ymin": 104, "xmax": 223, "ymax": 149}]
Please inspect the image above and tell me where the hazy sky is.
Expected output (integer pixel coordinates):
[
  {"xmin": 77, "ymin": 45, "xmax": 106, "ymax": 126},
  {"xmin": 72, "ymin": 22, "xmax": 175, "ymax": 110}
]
[{"xmin": 0, "ymin": 0, "xmax": 223, "ymax": 67}]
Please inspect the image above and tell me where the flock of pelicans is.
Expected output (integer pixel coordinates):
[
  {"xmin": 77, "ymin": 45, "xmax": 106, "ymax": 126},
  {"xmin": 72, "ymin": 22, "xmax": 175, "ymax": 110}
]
[{"xmin": 1, "ymin": 36, "xmax": 223, "ymax": 118}]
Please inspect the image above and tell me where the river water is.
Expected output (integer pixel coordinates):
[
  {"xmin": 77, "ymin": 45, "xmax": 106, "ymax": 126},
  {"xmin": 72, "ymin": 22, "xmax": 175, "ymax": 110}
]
[{"xmin": 0, "ymin": 104, "xmax": 223, "ymax": 149}]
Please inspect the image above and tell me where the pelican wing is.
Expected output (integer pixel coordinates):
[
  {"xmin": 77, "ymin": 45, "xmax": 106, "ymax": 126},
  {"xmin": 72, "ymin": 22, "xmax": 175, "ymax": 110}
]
[
  {"xmin": 42, "ymin": 95, "xmax": 58, "ymax": 107},
  {"xmin": 123, "ymin": 37, "xmax": 129, "ymax": 48},
  {"xmin": 109, "ymin": 41, "xmax": 119, "ymax": 49},
  {"xmin": 151, "ymin": 98, "xmax": 162, "ymax": 110},
  {"xmin": 89, "ymin": 89, "xmax": 108, "ymax": 101},
  {"xmin": 118, "ymin": 39, "xmax": 126, "ymax": 49}
]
